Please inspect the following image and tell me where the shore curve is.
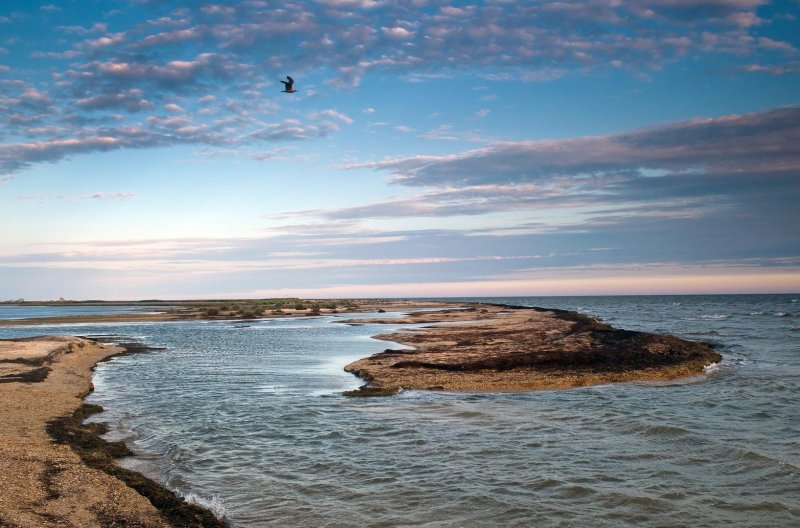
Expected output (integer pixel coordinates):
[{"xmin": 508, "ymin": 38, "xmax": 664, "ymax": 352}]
[{"xmin": 0, "ymin": 335, "xmax": 226, "ymax": 528}]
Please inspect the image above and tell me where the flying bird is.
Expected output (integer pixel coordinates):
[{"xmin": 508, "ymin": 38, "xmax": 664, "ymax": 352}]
[{"xmin": 280, "ymin": 76, "xmax": 296, "ymax": 93}]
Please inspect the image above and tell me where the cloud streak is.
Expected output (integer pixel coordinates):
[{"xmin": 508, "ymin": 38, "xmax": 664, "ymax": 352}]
[
  {"xmin": 347, "ymin": 106, "xmax": 800, "ymax": 187},
  {"xmin": 275, "ymin": 106, "xmax": 800, "ymax": 267}
]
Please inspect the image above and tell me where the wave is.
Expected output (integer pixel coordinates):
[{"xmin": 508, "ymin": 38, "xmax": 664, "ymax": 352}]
[
  {"xmin": 774, "ymin": 312, "xmax": 790, "ymax": 317},
  {"xmin": 691, "ymin": 329, "xmax": 721, "ymax": 336},
  {"xmin": 643, "ymin": 425, "xmax": 690, "ymax": 437},
  {"xmin": 749, "ymin": 311, "xmax": 765, "ymax": 316},
  {"xmin": 698, "ymin": 314, "xmax": 729, "ymax": 320},
  {"xmin": 180, "ymin": 491, "xmax": 228, "ymax": 520},
  {"xmin": 703, "ymin": 362, "xmax": 721, "ymax": 375}
]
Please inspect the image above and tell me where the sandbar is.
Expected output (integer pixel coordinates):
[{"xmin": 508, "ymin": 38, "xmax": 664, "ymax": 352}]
[{"xmin": 344, "ymin": 304, "xmax": 722, "ymax": 393}]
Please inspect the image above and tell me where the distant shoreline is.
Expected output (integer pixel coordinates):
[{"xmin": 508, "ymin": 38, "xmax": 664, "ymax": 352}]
[{"xmin": 0, "ymin": 299, "xmax": 450, "ymax": 326}]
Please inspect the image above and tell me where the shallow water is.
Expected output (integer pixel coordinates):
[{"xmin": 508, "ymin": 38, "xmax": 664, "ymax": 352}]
[
  {"xmin": 0, "ymin": 304, "xmax": 170, "ymax": 320},
  {"xmin": 1, "ymin": 295, "xmax": 798, "ymax": 527}
]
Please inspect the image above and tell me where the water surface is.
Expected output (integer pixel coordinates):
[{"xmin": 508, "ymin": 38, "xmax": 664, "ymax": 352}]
[{"xmin": 1, "ymin": 295, "xmax": 798, "ymax": 527}]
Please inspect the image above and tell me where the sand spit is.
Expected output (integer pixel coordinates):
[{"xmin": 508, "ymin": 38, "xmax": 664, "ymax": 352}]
[
  {"xmin": 0, "ymin": 336, "xmax": 225, "ymax": 528},
  {"xmin": 344, "ymin": 304, "xmax": 722, "ymax": 394}
]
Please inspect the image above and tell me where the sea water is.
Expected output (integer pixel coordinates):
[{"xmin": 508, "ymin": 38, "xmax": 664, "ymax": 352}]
[{"xmin": 1, "ymin": 295, "xmax": 798, "ymax": 527}]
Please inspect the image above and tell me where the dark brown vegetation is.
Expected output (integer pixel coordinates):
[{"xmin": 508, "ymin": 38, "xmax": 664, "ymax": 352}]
[
  {"xmin": 345, "ymin": 304, "xmax": 722, "ymax": 394},
  {"xmin": 48, "ymin": 404, "xmax": 227, "ymax": 528}
]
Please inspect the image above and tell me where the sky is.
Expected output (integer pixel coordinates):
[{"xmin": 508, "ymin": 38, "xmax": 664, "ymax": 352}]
[{"xmin": 1, "ymin": 0, "xmax": 799, "ymax": 300}]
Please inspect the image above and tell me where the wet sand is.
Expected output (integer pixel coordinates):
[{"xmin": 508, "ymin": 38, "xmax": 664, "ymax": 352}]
[
  {"xmin": 344, "ymin": 304, "xmax": 722, "ymax": 393},
  {"xmin": 0, "ymin": 336, "xmax": 224, "ymax": 528}
]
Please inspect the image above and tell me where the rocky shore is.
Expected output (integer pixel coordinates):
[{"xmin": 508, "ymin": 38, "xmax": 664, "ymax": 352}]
[{"xmin": 344, "ymin": 304, "xmax": 722, "ymax": 394}]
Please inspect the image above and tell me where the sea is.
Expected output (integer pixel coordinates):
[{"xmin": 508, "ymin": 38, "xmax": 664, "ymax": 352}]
[{"xmin": 1, "ymin": 294, "xmax": 798, "ymax": 527}]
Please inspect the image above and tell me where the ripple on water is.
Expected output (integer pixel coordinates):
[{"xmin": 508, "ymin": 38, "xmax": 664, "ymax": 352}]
[{"xmin": 3, "ymin": 296, "xmax": 798, "ymax": 527}]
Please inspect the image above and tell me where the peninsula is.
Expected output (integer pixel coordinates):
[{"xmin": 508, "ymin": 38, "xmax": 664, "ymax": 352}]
[{"xmin": 344, "ymin": 304, "xmax": 721, "ymax": 393}]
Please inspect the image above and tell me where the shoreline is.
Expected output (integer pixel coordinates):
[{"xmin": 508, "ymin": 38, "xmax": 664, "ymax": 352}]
[
  {"xmin": 0, "ymin": 336, "xmax": 226, "ymax": 527},
  {"xmin": 0, "ymin": 300, "xmax": 722, "ymax": 524}
]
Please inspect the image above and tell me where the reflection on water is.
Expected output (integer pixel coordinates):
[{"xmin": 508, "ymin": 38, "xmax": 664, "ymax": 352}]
[{"xmin": 1, "ymin": 295, "xmax": 799, "ymax": 527}]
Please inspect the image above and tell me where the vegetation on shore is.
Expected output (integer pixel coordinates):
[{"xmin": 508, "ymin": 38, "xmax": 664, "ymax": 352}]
[
  {"xmin": 344, "ymin": 304, "xmax": 723, "ymax": 394},
  {"xmin": 48, "ymin": 404, "xmax": 227, "ymax": 528}
]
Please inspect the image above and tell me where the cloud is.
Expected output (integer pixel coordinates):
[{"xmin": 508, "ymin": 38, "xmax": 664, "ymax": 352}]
[
  {"xmin": 90, "ymin": 191, "xmax": 136, "ymax": 200},
  {"xmin": 2, "ymin": 0, "xmax": 794, "ymax": 179},
  {"xmin": 382, "ymin": 27, "xmax": 414, "ymax": 39},
  {"xmin": 73, "ymin": 53, "xmax": 249, "ymax": 89},
  {"xmin": 741, "ymin": 62, "xmax": 800, "ymax": 75},
  {"xmin": 283, "ymin": 106, "xmax": 800, "ymax": 260},
  {"xmin": 0, "ymin": 136, "xmax": 124, "ymax": 174},
  {"xmin": 56, "ymin": 23, "xmax": 108, "ymax": 35},
  {"xmin": 43, "ymin": 0, "xmax": 781, "ymax": 92},
  {"xmin": 350, "ymin": 106, "xmax": 800, "ymax": 187},
  {"xmin": 310, "ymin": 109, "xmax": 353, "ymax": 125},
  {"xmin": 75, "ymin": 89, "xmax": 154, "ymax": 112}
]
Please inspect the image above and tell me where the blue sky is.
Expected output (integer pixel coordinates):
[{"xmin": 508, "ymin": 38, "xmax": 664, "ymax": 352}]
[{"xmin": 1, "ymin": 0, "xmax": 799, "ymax": 299}]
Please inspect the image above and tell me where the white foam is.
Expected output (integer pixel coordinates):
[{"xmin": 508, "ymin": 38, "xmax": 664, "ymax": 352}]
[
  {"xmin": 749, "ymin": 311, "xmax": 764, "ymax": 316},
  {"xmin": 180, "ymin": 491, "xmax": 227, "ymax": 519},
  {"xmin": 703, "ymin": 362, "xmax": 721, "ymax": 375},
  {"xmin": 257, "ymin": 384, "xmax": 296, "ymax": 395},
  {"xmin": 698, "ymin": 314, "xmax": 729, "ymax": 320},
  {"xmin": 774, "ymin": 312, "xmax": 789, "ymax": 317}
]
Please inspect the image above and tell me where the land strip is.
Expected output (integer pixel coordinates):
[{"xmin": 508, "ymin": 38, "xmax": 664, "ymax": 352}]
[
  {"xmin": 0, "ymin": 299, "xmax": 449, "ymax": 327},
  {"xmin": 0, "ymin": 336, "xmax": 225, "ymax": 528},
  {"xmin": 344, "ymin": 304, "xmax": 722, "ymax": 393}
]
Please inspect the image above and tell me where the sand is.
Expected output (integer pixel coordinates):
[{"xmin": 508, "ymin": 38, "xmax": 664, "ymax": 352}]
[
  {"xmin": 0, "ymin": 336, "xmax": 173, "ymax": 527},
  {"xmin": 344, "ymin": 304, "xmax": 722, "ymax": 393}
]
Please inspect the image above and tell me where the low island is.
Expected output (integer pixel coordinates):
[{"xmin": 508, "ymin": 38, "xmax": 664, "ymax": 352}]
[{"xmin": 344, "ymin": 303, "xmax": 721, "ymax": 394}]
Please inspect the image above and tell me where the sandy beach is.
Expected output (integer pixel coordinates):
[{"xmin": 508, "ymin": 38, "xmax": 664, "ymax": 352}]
[{"xmin": 0, "ymin": 336, "xmax": 224, "ymax": 528}]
